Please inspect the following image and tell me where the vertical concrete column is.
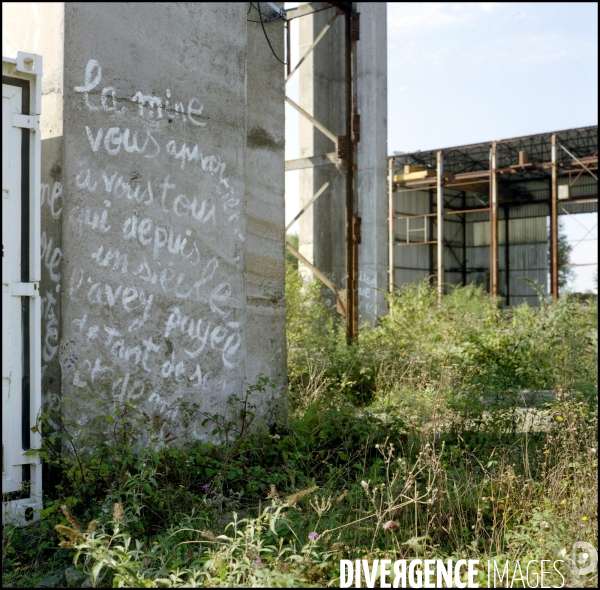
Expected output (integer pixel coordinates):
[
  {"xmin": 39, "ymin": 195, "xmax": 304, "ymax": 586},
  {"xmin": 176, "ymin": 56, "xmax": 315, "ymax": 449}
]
[
  {"xmin": 3, "ymin": 3, "xmax": 287, "ymax": 442},
  {"xmin": 245, "ymin": 5, "xmax": 287, "ymax": 417},
  {"xmin": 356, "ymin": 2, "xmax": 388, "ymax": 323},
  {"xmin": 298, "ymin": 8, "xmax": 346, "ymax": 301}
]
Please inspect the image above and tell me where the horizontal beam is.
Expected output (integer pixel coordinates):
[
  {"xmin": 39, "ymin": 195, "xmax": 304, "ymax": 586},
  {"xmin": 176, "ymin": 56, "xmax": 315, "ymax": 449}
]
[{"xmin": 285, "ymin": 152, "xmax": 337, "ymax": 171}]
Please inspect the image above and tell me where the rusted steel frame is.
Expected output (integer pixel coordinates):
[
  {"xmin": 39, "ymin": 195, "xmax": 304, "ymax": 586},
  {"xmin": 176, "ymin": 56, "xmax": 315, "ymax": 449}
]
[
  {"xmin": 286, "ymin": 12, "xmax": 338, "ymax": 83},
  {"xmin": 490, "ymin": 142, "xmax": 499, "ymax": 297},
  {"xmin": 285, "ymin": 96, "xmax": 338, "ymax": 145},
  {"xmin": 388, "ymin": 157, "xmax": 395, "ymax": 293},
  {"xmin": 436, "ymin": 150, "xmax": 444, "ymax": 303},
  {"xmin": 285, "ymin": 152, "xmax": 337, "ymax": 171},
  {"xmin": 344, "ymin": 9, "xmax": 359, "ymax": 344},
  {"xmin": 445, "ymin": 207, "xmax": 491, "ymax": 216},
  {"xmin": 569, "ymin": 151, "xmax": 597, "ymax": 186},
  {"xmin": 504, "ymin": 205, "xmax": 510, "ymax": 306},
  {"xmin": 285, "ymin": 177, "xmax": 335, "ymax": 231},
  {"xmin": 558, "ymin": 143, "xmax": 598, "ymax": 181},
  {"xmin": 285, "ymin": 241, "xmax": 346, "ymax": 316},
  {"xmin": 396, "ymin": 240, "xmax": 437, "ymax": 246},
  {"xmin": 550, "ymin": 134, "xmax": 559, "ymax": 299}
]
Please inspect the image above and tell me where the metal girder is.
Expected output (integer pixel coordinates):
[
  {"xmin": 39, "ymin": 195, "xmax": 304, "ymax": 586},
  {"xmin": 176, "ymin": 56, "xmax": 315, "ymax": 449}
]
[
  {"xmin": 286, "ymin": 12, "xmax": 338, "ymax": 83},
  {"xmin": 286, "ymin": 177, "xmax": 335, "ymax": 231},
  {"xmin": 285, "ymin": 152, "xmax": 337, "ymax": 171},
  {"xmin": 285, "ymin": 96, "xmax": 338, "ymax": 145}
]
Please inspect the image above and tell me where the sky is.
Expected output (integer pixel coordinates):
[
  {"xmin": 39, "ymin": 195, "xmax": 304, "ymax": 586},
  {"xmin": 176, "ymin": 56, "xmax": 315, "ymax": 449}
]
[{"xmin": 287, "ymin": 3, "xmax": 598, "ymax": 292}]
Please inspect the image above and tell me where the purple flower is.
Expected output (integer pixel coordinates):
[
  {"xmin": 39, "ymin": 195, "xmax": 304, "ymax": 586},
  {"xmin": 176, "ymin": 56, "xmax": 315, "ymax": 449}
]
[
  {"xmin": 308, "ymin": 531, "xmax": 319, "ymax": 541},
  {"xmin": 202, "ymin": 483, "xmax": 211, "ymax": 492},
  {"xmin": 254, "ymin": 557, "xmax": 261, "ymax": 565}
]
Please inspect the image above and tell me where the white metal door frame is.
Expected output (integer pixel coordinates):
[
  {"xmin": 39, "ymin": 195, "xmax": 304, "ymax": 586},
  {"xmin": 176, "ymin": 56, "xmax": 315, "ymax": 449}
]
[{"xmin": 2, "ymin": 51, "xmax": 43, "ymax": 525}]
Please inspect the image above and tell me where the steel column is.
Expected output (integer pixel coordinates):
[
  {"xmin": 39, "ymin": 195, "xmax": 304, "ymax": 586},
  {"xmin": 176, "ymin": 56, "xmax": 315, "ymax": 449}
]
[
  {"xmin": 345, "ymin": 10, "xmax": 359, "ymax": 344},
  {"xmin": 550, "ymin": 133, "xmax": 559, "ymax": 299},
  {"xmin": 436, "ymin": 150, "xmax": 444, "ymax": 302},
  {"xmin": 388, "ymin": 157, "xmax": 394, "ymax": 293},
  {"xmin": 490, "ymin": 142, "xmax": 499, "ymax": 297}
]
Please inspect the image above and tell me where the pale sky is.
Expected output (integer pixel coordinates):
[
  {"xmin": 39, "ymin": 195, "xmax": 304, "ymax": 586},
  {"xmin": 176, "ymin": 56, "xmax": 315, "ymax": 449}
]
[{"xmin": 285, "ymin": 3, "xmax": 598, "ymax": 291}]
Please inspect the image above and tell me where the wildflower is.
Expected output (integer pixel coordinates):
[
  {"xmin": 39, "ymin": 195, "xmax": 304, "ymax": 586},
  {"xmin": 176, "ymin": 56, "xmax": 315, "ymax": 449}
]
[
  {"xmin": 556, "ymin": 416, "xmax": 563, "ymax": 422},
  {"xmin": 582, "ymin": 516, "xmax": 588, "ymax": 522},
  {"xmin": 254, "ymin": 557, "xmax": 261, "ymax": 565},
  {"xmin": 308, "ymin": 531, "xmax": 319, "ymax": 541},
  {"xmin": 202, "ymin": 483, "xmax": 211, "ymax": 492}
]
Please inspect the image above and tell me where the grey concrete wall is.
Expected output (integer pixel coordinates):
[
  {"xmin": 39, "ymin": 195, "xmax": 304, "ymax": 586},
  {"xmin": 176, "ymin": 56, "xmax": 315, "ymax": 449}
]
[
  {"xmin": 3, "ymin": 2, "xmax": 286, "ymax": 443},
  {"xmin": 245, "ymin": 4, "xmax": 287, "ymax": 419},
  {"xmin": 298, "ymin": 4, "xmax": 388, "ymax": 323}
]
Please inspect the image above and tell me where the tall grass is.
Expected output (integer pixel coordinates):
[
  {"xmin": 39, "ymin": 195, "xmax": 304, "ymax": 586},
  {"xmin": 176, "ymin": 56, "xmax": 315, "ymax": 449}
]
[{"xmin": 3, "ymin": 270, "xmax": 597, "ymax": 587}]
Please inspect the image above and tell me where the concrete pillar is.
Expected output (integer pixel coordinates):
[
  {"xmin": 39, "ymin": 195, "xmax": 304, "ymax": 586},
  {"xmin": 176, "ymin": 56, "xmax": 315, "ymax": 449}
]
[
  {"xmin": 298, "ymin": 4, "xmax": 388, "ymax": 323},
  {"xmin": 356, "ymin": 2, "xmax": 388, "ymax": 322},
  {"xmin": 298, "ymin": 8, "xmax": 346, "ymax": 304},
  {"xmin": 3, "ymin": 3, "xmax": 286, "ymax": 443}
]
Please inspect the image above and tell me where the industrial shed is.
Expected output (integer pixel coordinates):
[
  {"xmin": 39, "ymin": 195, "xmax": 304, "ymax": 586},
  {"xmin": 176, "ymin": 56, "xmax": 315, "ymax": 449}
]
[{"xmin": 388, "ymin": 126, "xmax": 598, "ymax": 306}]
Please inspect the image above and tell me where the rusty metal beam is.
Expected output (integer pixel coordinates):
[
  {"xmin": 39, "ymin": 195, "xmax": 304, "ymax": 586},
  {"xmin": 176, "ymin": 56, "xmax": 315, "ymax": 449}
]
[
  {"xmin": 550, "ymin": 134, "xmax": 559, "ymax": 299},
  {"xmin": 388, "ymin": 157, "xmax": 395, "ymax": 293},
  {"xmin": 436, "ymin": 150, "xmax": 444, "ymax": 303},
  {"xmin": 344, "ymin": 9, "xmax": 359, "ymax": 344},
  {"xmin": 490, "ymin": 142, "xmax": 499, "ymax": 297}
]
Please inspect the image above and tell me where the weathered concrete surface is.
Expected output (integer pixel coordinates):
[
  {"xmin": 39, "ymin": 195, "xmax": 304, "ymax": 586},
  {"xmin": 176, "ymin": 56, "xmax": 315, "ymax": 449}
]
[
  {"xmin": 298, "ymin": 4, "xmax": 388, "ymax": 323},
  {"xmin": 356, "ymin": 3, "xmax": 388, "ymax": 321},
  {"xmin": 245, "ymin": 4, "xmax": 287, "ymax": 420},
  {"xmin": 3, "ymin": 2, "xmax": 286, "ymax": 443},
  {"xmin": 298, "ymin": 9, "xmax": 346, "ymax": 305}
]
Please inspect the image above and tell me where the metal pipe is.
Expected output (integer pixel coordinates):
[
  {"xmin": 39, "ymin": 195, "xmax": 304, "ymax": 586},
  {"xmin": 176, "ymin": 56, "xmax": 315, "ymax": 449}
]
[
  {"xmin": 436, "ymin": 150, "xmax": 444, "ymax": 303},
  {"xmin": 504, "ymin": 205, "xmax": 510, "ymax": 306},
  {"xmin": 551, "ymin": 133, "xmax": 559, "ymax": 299},
  {"xmin": 490, "ymin": 142, "xmax": 499, "ymax": 297},
  {"xmin": 388, "ymin": 157, "xmax": 395, "ymax": 294}
]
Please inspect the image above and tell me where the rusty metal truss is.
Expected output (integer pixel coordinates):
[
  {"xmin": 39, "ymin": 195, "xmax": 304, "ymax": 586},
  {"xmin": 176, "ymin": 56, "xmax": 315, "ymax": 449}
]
[{"xmin": 389, "ymin": 126, "xmax": 598, "ymax": 303}]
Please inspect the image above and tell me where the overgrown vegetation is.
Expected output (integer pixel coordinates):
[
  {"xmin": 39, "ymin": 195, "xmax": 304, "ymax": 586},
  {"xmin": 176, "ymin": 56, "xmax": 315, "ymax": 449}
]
[{"xmin": 2, "ymin": 264, "xmax": 597, "ymax": 587}]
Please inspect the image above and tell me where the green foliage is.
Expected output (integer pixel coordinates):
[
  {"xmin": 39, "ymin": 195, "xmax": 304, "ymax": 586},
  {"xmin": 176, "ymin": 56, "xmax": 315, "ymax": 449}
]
[{"xmin": 2, "ymin": 274, "xmax": 597, "ymax": 588}]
